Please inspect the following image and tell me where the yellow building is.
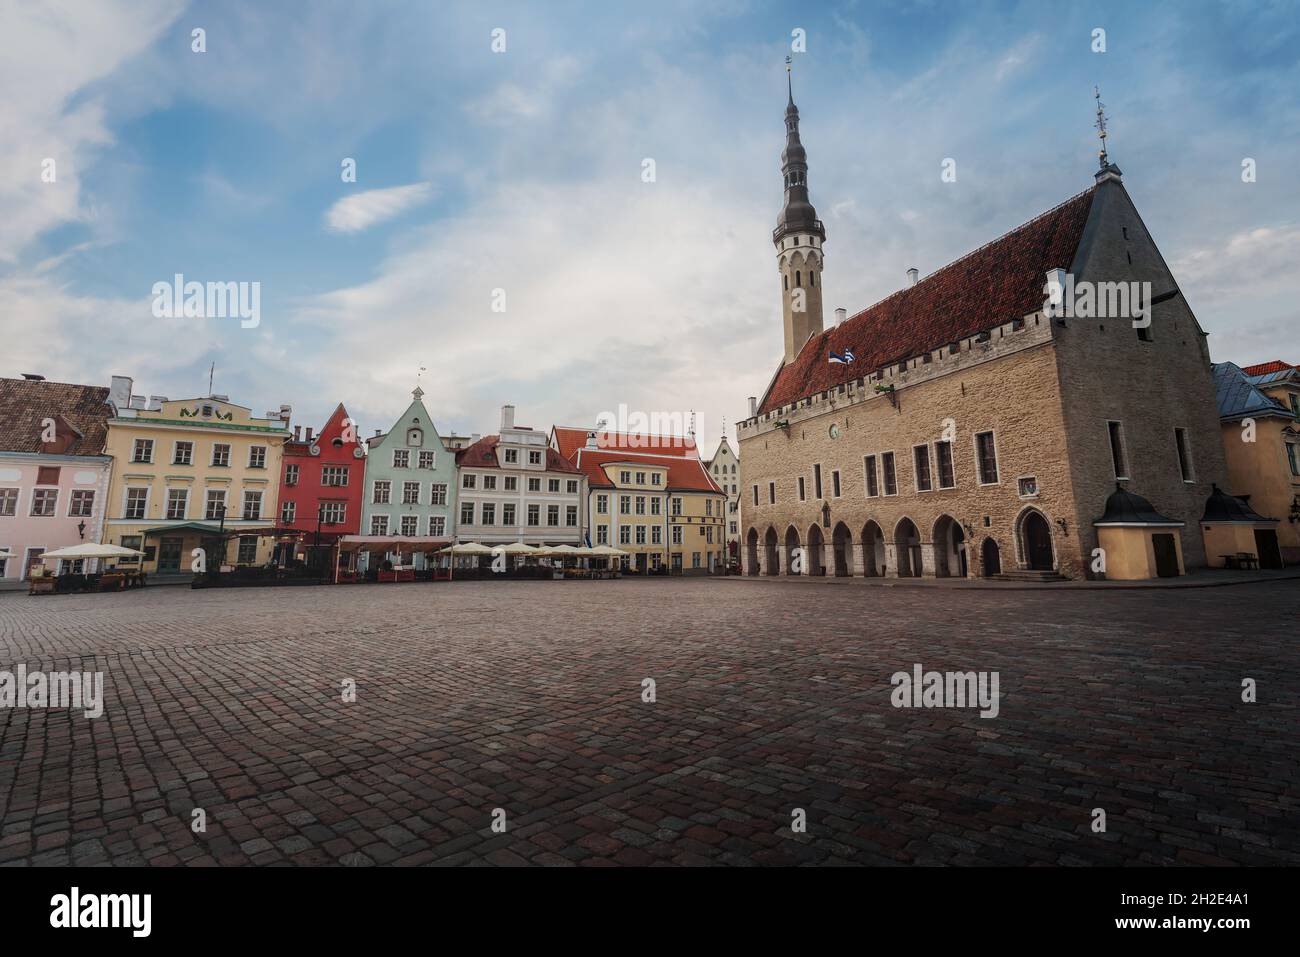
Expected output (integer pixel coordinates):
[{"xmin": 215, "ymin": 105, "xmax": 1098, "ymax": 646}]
[
  {"xmin": 102, "ymin": 377, "xmax": 291, "ymax": 575},
  {"xmin": 553, "ymin": 427, "xmax": 727, "ymax": 574},
  {"xmin": 1212, "ymin": 362, "xmax": 1294, "ymax": 566}
]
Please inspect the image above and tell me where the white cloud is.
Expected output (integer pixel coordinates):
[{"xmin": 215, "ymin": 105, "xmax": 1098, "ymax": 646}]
[
  {"xmin": 324, "ymin": 182, "xmax": 434, "ymax": 234},
  {"xmin": 0, "ymin": 0, "xmax": 183, "ymax": 262}
]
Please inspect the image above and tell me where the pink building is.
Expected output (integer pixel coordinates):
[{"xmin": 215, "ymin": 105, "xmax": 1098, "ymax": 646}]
[{"xmin": 0, "ymin": 375, "xmax": 114, "ymax": 581}]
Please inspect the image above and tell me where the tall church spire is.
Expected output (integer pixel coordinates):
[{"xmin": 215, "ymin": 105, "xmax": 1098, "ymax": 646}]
[{"xmin": 775, "ymin": 58, "xmax": 826, "ymax": 364}]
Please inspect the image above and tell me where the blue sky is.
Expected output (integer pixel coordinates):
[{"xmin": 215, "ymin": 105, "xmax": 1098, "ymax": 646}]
[{"xmin": 3, "ymin": 0, "xmax": 1298, "ymax": 449}]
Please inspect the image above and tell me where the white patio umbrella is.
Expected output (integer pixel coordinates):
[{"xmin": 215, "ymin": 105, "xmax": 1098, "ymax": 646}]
[
  {"xmin": 0, "ymin": 549, "xmax": 14, "ymax": 560},
  {"xmin": 40, "ymin": 543, "xmax": 144, "ymax": 560},
  {"xmin": 590, "ymin": 545, "xmax": 629, "ymax": 557},
  {"xmin": 439, "ymin": 542, "xmax": 494, "ymax": 555},
  {"xmin": 496, "ymin": 542, "xmax": 539, "ymax": 555}
]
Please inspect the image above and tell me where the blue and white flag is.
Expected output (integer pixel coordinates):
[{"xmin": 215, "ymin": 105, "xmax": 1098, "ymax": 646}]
[{"xmin": 829, "ymin": 349, "xmax": 855, "ymax": 365}]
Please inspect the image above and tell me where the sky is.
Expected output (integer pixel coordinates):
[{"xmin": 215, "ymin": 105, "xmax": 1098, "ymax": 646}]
[{"xmin": 3, "ymin": 0, "xmax": 1298, "ymax": 455}]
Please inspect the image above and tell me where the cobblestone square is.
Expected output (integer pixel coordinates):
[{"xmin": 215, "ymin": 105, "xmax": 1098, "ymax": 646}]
[{"xmin": 1, "ymin": 579, "xmax": 1296, "ymax": 866}]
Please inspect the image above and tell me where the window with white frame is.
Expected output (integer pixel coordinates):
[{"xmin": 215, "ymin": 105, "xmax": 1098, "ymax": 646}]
[
  {"xmin": 428, "ymin": 516, "xmax": 446, "ymax": 536},
  {"xmin": 402, "ymin": 481, "xmax": 420, "ymax": 505},
  {"xmin": 132, "ymin": 438, "xmax": 153, "ymax": 463},
  {"xmin": 321, "ymin": 503, "xmax": 346, "ymax": 524},
  {"xmin": 400, "ymin": 515, "xmax": 418, "ymax": 536},
  {"xmin": 418, "ymin": 450, "xmax": 435, "ymax": 469},
  {"xmin": 242, "ymin": 490, "xmax": 262, "ymax": 520},
  {"xmin": 173, "ymin": 441, "xmax": 193, "ymax": 465},
  {"xmin": 430, "ymin": 483, "xmax": 447, "ymax": 505},
  {"xmin": 31, "ymin": 488, "xmax": 58, "ymax": 516},
  {"xmin": 322, "ymin": 466, "xmax": 349, "ymax": 487},
  {"xmin": 248, "ymin": 446, "xmax": 267, "ymax": 469},
  {"xmin": 460, "ymin": 502, "xmax": 475, "ymax": 525},
  {"xmin": 596, "ymin": 494, "xmax": 608, "ymax": 514},
  {"xmin": 913, "ymin": 445, "xmax": 933, "ymax": 492},
  {"xmin": 204, "ymin": 489, "xmax": 226, "ymax": 520},
  {"xmin": 281, "ymin": 500, "xmax": 296, "ymax": 523},
  {"xmin": 462, "ymin": 473, "xmax": 476, "ymax": 489},
  {"xmin": 69, "ymin": 489, "xmax": 95, "ymax": 517},
  {"xmin": 597, "ymin": 525, "xmax": 609, "ymax": 544},
  {"xmin": 373, "ymin": 480, "xmax": 390, "ymax": 504},
  {"xmin": 124, "ymin": 487, "xmax": 148, "ymax": 520},
  {"xmin": 370, "ymin": 515, "xmax": 389, "ymax": 535},
  {"xmin": 165, "ymin": 488, "xmax": 187, "ymax": 520},
  {"xmin": 392, "ymin": 449, "xmax": 409, "ymax": 468},
  {"xmin": 212, "ymin": 443, "xmax": 231, "ymax": 467},
  {"xmin": 935, "ymin": 441, "xmax": 955, "ymax": 489},
  {"xmin": 0, "ymin": 489, "xmax": 17, "ymax": 517},
  {"xmin": 285, "ymin": 463, "xmax": 299, "ymax": 486}
]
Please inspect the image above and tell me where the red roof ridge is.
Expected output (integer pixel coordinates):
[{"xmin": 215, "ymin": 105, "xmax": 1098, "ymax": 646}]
[
  {"xmin": 1242, "ymin": 359, "xmax": 1295, "ymax": 376},
  {"xmin": 842, "ymin": 184, "xmax": 1099, "ymax": 329}
]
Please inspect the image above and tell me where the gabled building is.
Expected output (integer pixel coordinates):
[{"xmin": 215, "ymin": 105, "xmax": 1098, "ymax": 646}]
[
  {"xmin": 273, "ymin": 403, "xmax": 366, "ymax": 571},
  {"xmin": 102, "ymin": 378, "xmax": 292, "ymax": 574},
  {"xmin": 359, "ymin": 385, "xmax": 457, "ymax": 566},
  {"xmin": 0, "ymin": 374, "xmax": 113, "ymax": 580},
  {"xmin": 1211, "ymin": 361, "xmax": 1295, "ymax": 565},
  {"xmin": 738, "ymin": 84, "xmax": 1231, "ymax": 581},
  {"xmin": 703, "ymin": 433, "xmax": 741, "ymax": 561},
  {"xmin": 454, "ymin": 405, "xmax": 585, "ymax": 546}
]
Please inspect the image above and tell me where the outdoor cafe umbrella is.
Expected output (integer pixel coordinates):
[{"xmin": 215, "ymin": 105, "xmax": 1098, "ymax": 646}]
[
  {"xmin": 496, "ymin": 542, "xmax": 539, "ymax": 555},
  {"xmin": 0, "ymin": 549, "xmax": 13, "ymax": 560},
  {"xmin": 40, "ymin": 543, "xmax": 144, "ymax": 560},
  {"xmin": 439, "ymin": 542, "xmax": 494, "ymax": 555}
]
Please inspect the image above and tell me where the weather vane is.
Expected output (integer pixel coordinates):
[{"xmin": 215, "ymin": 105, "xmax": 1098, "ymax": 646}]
[{"xmin": 1094, "ymin": 86, "xmax": 1110, "ymax": 169}]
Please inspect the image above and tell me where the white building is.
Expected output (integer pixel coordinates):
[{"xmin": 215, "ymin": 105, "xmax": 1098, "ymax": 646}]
[
  {"xmin": 454, "ymin": 405, "xmax": 586, "ymax": 545},
  {"xmin": 703, "ymin": 433, "xmax": 741, "ymax": 562}
]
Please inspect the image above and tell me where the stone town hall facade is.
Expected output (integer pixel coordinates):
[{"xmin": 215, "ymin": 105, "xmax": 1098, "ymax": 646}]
[{"xmin": 738, "ymin": 85, "xmax": 1232, "ymax": 581}]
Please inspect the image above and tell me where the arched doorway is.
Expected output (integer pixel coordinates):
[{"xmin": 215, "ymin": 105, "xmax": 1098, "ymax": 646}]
[
  {"xmin": 1021, "ymin": 511, "xmax": 1055, "ymax": 570},
  {"xmin": 981, "ymin": 538, "xmax": 1001, "ymax": 577},
  {"xmin": 806, "ymin": 525, "xmax": 826, "ymax": 576},
  {"xmin": 831, "ymin": 522, "xmax": 852, "ymax": 577},
  {"xmin": 894, "ymin": 518, "xmax": 922, "ymax": 578},
  {"xmin": 745, "ymin": 528, "xmax": 760, "ymax": 576},
  {"xmin": 764, "ymin": 527, "xmax": 780, "ymax": 576},
  {"xmin": 861, "ymin": 521, "xmax": 885, "ymax": 577},
  {"xmin": 783, "ymin": 526, "xmax": 801, "ymax": 576},
  {"xmin": 932, "ymin": 515, "xmax": 968, "ymax": 578}
]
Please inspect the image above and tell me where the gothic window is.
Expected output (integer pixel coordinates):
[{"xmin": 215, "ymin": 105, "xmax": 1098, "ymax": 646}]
[
  {"xmin": 810, "ymin": 271, "xmax": 816, "ymax": 288},
  {"xmin": 783, "ymin": 275, "xmax": 788, "ymax": 290},
  {"xmin": 795, "ymin": 271, "xmax": 802, "ymax": 288}
]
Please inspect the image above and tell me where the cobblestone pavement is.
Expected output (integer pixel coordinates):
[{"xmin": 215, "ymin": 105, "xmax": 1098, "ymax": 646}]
[{"xmin": 1, "ymin": 579, "xmax": 1296, "ymax": 866}]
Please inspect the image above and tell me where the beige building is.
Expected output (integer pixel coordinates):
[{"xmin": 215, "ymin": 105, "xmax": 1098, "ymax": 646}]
[
  {"xmin": 738, "ymin": 88, "xmax": 1235, "ymax": 581},
  {"xmin": 1209, "ymin": 361, "xmax": 1293, "ymax": 565},
  {"xmin": 103, "ymin": 377, "xmax": 291, "ymax": 574}
]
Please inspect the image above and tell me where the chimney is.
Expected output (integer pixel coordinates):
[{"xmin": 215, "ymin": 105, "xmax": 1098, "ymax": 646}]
[
  {"xmin": 907, "ymin": 267, "xmax": 919, "ymax": 286},
  {"xmin": 834, "ymin": 307, "xmax": 847, "ymax": 325},
  {"xmin": 586, "ymin": 430, "xmax": 598, "ymax": 450},
  {"xmin": 501, "ymin": 404, "xmax": 515, "ymax": 431},
  {"xmin": 109, "ymin": 376, "xmax": 133, "ymax": 411},
  {"xmin": 748, "ymin": 396, "xmax": 758, "ymax": 417},
  {"xmin": 128, "ymin": 395, "xmax": 146, "ymax": 410},
  {"xmin": 293, "ymin": 425, "xmax": 302, "ymax": 442},
  {"xmin": 305, "ymin": 427, "xmax": 314, "ymax": 443},
  {"xmin": 374, "ymin": 428, "xmax": 382, "ymax": 437},
  {"xmin": 148, "ymin": 395, "xmax": 166, "ymax": 411}
]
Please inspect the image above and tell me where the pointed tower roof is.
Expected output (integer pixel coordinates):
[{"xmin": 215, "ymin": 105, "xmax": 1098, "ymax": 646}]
[{"xmin": 774, "ymin": 61, "xmax": 823, "ymax": 244}]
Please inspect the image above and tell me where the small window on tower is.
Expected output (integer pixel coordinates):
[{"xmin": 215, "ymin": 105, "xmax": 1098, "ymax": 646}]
[
  {"xmin": 810, "ymin": 272, "xmax": 816, "ymax": 287},
  {"xmin": 783, "ymin": 275, "xmax": 788, "ymax": 290},
  {"xmin": 795, "ymin": 271, "xmax": 802, "ymax": 288}
]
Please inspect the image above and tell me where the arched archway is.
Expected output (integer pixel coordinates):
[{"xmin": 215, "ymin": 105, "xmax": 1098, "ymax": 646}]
[
  {"xmin": 831, "ymin": 522, "xmax": 852, "ymax": 577},
  {"xmin": 783, "ymin": 526, "xmax": 801, "ymax": 576},
  {"xmin": 894, "ymin": 518, "xmax": 922, "ymax": 578},
  {"xmin": 806, "ymin": 525, "xmax": 826, "ymax": 576},
  {"xmin": 932, "ymin": 515, "xmax": 968, "ymax": 578},
  {"xmin": 981, "ymin": 537, "xmax": 1002, "ymax": 577},
  {"xmin": 861, "ymin": 521, "xmax": 886, "ymax": 577},
  {"xmin": 764, "ymin": 527, "xmax": 780, "ymax": 576},
  {"xmin": 1017, "ymin": 508, "xmax": 1056, "ymax": 571},
  {"xmin": 745, "ymin": 528, "xmax": 760, "ymax": 576}
]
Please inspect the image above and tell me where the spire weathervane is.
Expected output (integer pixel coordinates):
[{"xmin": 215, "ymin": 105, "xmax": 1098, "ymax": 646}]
[
  {"xmin": 1094, "ymin": 86, "xmax": 1110, "ymax": 169},
  {"xmin": 786, "ymin": 54, "xmax": 793, "ymax": 103}
]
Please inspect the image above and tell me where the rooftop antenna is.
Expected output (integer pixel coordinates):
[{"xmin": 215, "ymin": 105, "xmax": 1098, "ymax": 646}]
[
  {"xmin": 1094, "ymin": 86, "xmax": 1110, "ymax": 169},
  {"xmin": 207, "ymin": 361, "xmax": 214, "ymax": 397}
]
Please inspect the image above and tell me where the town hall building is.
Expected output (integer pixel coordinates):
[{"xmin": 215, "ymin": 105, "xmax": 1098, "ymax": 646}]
[{"xmin": 738, "ymin": 81, "xmax": 1245, "ymax": 581}]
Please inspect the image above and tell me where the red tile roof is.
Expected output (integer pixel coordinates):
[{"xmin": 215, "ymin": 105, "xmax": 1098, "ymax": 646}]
[
  {"xmin": 456, "ymin": 434, "xmax": 582, "ymax": 473},
  {"xmin": 0, "ymin": 377, "xmax": 111, "ymax": 455},
  {"xmin": 1242, "ymin": 360, "xmax": 1295, "ymax": 376},
  {"xmin": 551, "ymin": 426, "xmax": 699, "ymax": 460},
  {"xmin": 572, "ymin": 448, "xmax": 723, "ymax": 494},
  {"xmin": 759, "ymin": 186, "xmax": 1098, "ymax": 414}
]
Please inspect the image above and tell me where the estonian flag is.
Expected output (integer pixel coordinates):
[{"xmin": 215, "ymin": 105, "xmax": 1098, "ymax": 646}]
[{"xmin": 829, "ymin": 349, "xmax": 855, "ymax": 364}]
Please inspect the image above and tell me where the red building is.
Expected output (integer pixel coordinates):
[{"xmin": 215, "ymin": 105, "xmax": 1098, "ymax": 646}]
[{"xmin": 273, "ymin": 403, "xmax": 365, "ymax": 571}]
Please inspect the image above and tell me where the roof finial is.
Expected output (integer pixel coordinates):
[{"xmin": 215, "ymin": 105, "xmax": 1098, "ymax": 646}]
[
  {"xmin": 1094, "ymin": 85, "xmax": 1110, "ymax": 169},
  {"xmin": 786, "ymin": 54, "xmax": 793, "ymax": 105}
]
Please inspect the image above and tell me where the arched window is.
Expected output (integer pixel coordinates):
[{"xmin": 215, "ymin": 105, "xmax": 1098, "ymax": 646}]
[
  {"xmin": 810, "ymin": 271, "xmax": 816, "ymax": 288},
  {"xmin": 783, "ymin": 275, "xmax": 788, "ymax": 290},
  {"xmin": 795, "ymin": 271, "xmax": 802, "ymax": 288}
]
